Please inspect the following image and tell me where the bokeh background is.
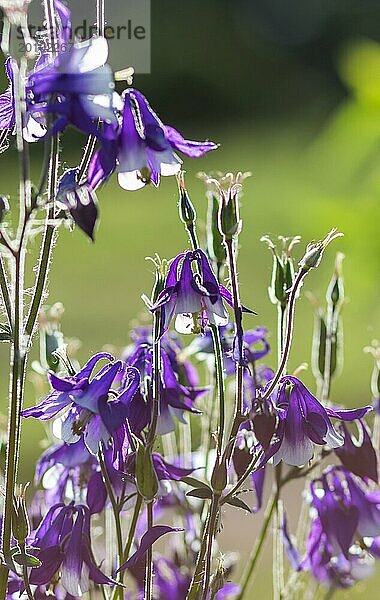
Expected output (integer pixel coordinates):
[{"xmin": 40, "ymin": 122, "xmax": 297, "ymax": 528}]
[{"xmin": 1, "ymin": 0, "xmax": 380, "ymax": 597}]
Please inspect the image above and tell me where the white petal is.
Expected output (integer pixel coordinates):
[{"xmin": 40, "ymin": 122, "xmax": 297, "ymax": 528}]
[
  {"xmin": 78, "ymin": 36, "xmax": 108, "ymax": 72},
  {"xmin": 118, "ymin": 170, "xmax": 146, "ymax": 191},
  {"xmin": 273, "ymin": 435, "xmax": 314, "ymax": 467},
  {"xmin": 23, "ymin": 116, "xmax": 46, "ymax": 142},
  {"xmin": 160, "ymin": 161, "xmax": 182, "ymax": 176},
  {"xmin": 175, "ymin": 313, "xmax": 195, "ymax": 335}
]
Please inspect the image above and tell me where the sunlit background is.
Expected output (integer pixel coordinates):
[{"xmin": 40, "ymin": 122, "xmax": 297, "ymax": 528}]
[{"xmin": 1, "ymin": 0, "xmax": 380, "ymax": 597}]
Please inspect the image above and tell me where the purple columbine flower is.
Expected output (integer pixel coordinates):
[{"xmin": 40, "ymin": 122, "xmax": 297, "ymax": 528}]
[
  {"xmin": 310, "ymin": 467, "xmax": 380, "ymax": 556},
  {"xmin": 151, "ymin": 249, "xmax": 245, "ymax": 337},
  {"xmin": 22, "ymin": 352, "xmax": 140, "ymax": 454},
  {"xmin": 270, "ymin": 376, "xmax": 371, "ymax": 466},
  {"xmin": 304, "ymin": 467, "xmax": 380, "ymax": 589},
  {"xmin": 28, "ymin": 36, "xmax": 117, "ymax": 137},
  {"xmin": 87, "ymin": 88, "xmax": 218, "ymax": 191},
  {"xmin": 335, "ymin": 419, "xmax": 378, "ymax": 483},
  {"xmin": 35, "ymin": 438, "xmax": 109, "ymax": 514},
  {"xmin": 57, "ymin": 168, "xmax": 98, "ymax": 240},
  {"xmin": 29, "ymin": 504, "xmax": 116, "ymax": 596},
  {"xmin": 125, "ymin": 342, "xmax": 205, "ymax": 435}
]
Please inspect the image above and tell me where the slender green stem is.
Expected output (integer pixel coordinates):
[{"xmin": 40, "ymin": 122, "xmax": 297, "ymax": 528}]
[
  {"xmin": 201, "ymin": 494, "xmax": 220, "ymax": 600},
  {"xmin": 186, "ymin": 512, "xmax": 211, "ymax": 600},
  {"xmin": 122, "ymin": 494, "xmax": 143, "ymax": 563},
  {"xmin": 221, "ymin": 451, "xmax": 262, "ymax": 505},
  {"xmin": 210, "ymin": 324, "xmax": 225, "ymax": 451},
  {"xmin": 261, "ymin": 269, "xmax": 307, "ymax": 402},
  {"xmin": 98, "ymin": 448, "xmax": 124, "ymax": 600},
  {"xmin": 1, "ymin": 57, "xmax": 31, "ymax": 565},
  {"xmin": 2, "ymin": 255, "xmax": 22, "ymax": 560},
  {"xmin": 145, "ymin": 501, "xmax": 154, "ymax": 600},
  {"xmin": 186, "ymin": 223, "xmax": 199, "ymax": 251},
  {"xmin": 25, "ymin": 134, "xmax": 59, "ymax": 339},
  {"xmin": 224, "ymin": 238, "xmax": 245, "ymax": 461},
  {"xmin": 0, "ymin": 255, "xmax": 11, "ymax": 326},
  {"xmin": 237, "ymin": 489, "xmax": 279, "ymax": 599}
]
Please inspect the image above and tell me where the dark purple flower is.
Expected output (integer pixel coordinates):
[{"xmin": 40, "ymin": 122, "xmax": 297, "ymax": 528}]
[
  {"xmin": 271, "ymin": 376, "xmax": 371, "ymax": 466},
  {"xmin": 305, "ymin": 468, "xmax": 379, "ymax": 589},
  {"xmin": 88, "ymin": 88, "xmax": 217, "ymax": 191},
  {"xmin": 151, "ymin": 250, "xmax": 245, "ymax": 337},
  {"xmin": 28, "ymin": 37, "xmax": 117, "ymax": 137},
  {"xmin": 35, "ymin": 438, "xmax": 108, "ymax": 514},
  {"xmin": 335, "ymin": 420, "xmax": 378, "ymax": 483},
  {"xmin": 29, "ymin": 504, "xmax": 116, "ymax": 596},
  {"xmin": 126, "ymin": 342, "xmax": 205, "ymax": 435},
  {"xmin": 22, "ymin": 353, "xmax": 140, "ymax": 454},
  {"xmin": 57, "ymin": 169, "xmax": 98, "ymax": 240}
]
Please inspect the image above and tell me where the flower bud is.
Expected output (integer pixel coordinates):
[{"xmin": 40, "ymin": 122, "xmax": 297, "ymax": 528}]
[
  {"xmin": 299, "ymin": 229, "xmax": 343, "ymax": 272},
  {"xmin": 218, "ymin": 197, "xmax": 241, "ymax": 239},
  {"xmin": 261, "ymin": 235, "xmax": 299, "ymax": 307},
  {"xmin": 57, "ymin": 169, "xmax": 98, "ymax": 241},
  {"xmin": 207, "ymin": 191, "xmax": 226, "ymax": 269},
  {"xmin": 177, "ymin": 172, "xmax": 196, "ymax": 226},
  {"xmin": 12, "ymin": 484, "xmax": 30, "ymax": 545},
  {"xmin": 326, "ymin": 252, "xmax": 345, "ymax": 308},
  {"xmin": 211, "ymin": 451, "xmax": 228, "ymax": 494},
  {"xmin": 135, "ymin": 438, "xmax": 158, "ymax": 502}
]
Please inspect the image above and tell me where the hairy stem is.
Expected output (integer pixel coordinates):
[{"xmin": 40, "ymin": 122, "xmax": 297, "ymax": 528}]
[
  {"xmin": 261, "ymin": 268, "xmax": 307, "ymax": 402},
  {"xmin": 201, "ymin": 494, "xmax": 220, "ymax": 600},
  {"xmin": 210, "ymin": 324, "xmax": 225, "ymax": 451},
  {"xmin": 145, "ymin": 501, "xmax": 154, "ymax": 600},
  {"xmin": 237, "ymin": 489, "xmax": 279, "ymax": 599},
  {"xmin": 98, "ymin": 448, "xmax": 124, "ymax": 600}
]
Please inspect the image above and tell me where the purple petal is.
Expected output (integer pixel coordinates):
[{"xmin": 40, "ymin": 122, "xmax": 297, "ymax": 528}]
[
  {"xmin": 164, "ymin": 125, "xmax": 218, "ymax": 157},
  {"xmin": 325, "ymin": 406, "xmax": 372, "ymax": 421},
  {"xmin": 117, "ymin": 525, "xmax": 183, "ymax": 572}
]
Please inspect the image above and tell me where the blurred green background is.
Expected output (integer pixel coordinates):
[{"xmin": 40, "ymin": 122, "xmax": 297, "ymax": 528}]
[{"xmin": 1, "ymin": 0, "xmax": 380, "ymax": 597}]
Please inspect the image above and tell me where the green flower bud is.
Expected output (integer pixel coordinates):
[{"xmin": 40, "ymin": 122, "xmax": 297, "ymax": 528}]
[
  {"xmin": 177, "ymin": 172, "xmax": 196, "ymax": 226},
  {"xmin": 218, "ymin": 193, "xmax": 241, "ymax": 239},
  {"xmin": 12, "ymin": 484, "xmax": 30, "ymax": 545},
  {"xmin": 207, "ymin": 192, "xmax": 226, "ymax": 268},
  {"xmin": 261, "ymin": 235, "xmax": 299, "ymax": 307},
  {"xmin": 299, "ymin": 229, "xmax": 343, "ymax": 272},
  {"xmin": 326, "ymin": 252, "xmax": 345, "ymax": 308},
  {"xmin": 135, "ymin": 438, "xmax": 159, "ymax": 502},
  {"xmin": 211, "ymin": 452, "xmax": 228, "ymax": 494}
]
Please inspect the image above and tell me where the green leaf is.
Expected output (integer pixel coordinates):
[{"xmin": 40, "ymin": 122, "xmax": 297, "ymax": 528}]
[
  {"xmin": 186, "ymin": 487, "xmax": 212, "ymax": 500},
  {"xmin": 181, "ymin": 476, "xmax": 211, "ymax": 490},
  {"xmin": 13, "ymin": 553, "xmax": 42, "ymax": 568},
  {"xmin": 224, "ymin": 495, "xmax": 252, "ymax": 513}
]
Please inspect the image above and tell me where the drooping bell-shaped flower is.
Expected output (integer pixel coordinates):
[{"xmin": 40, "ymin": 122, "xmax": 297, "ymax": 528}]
[
  {"xmin": 271, "ymin": 376, "xmax": 371, "ymax": 467},
  {"xmin": 28, "ymin": 36, "xmax": 117, "ymax": 137},
  {"xmin": 29, "ymin": 504, "xmax": 116, "ymax": 596},
  {"xmin": 151, "ymin": 249, "xmax": 247, "ymax": 337},
  {"xmin": 22, "ymin": 352, "xmax": 140, "ymax": 454},
  {"xmin": 88, "ymin": 88, "xmax": 218, "ymax": 191}
]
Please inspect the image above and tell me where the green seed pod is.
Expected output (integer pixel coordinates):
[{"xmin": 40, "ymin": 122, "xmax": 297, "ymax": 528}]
[
  {"xmin": 12, "ymin": 486, "xmax": 30, "ymax": 545},
  {"xmin": 211, "ymin": 453, "xmax": 228, "ymax": 494},
  {"xmin": 218, "ymin": 194, "xmax": 241, "ymax": 239},
  {"xmin": 135, "ymin": 438, "xmax": 158, "ymax": 502},
  {"xmin": 327, "ymin": 252, "xmax": 345, "ymax": 309},
  {"xmin": 177, "ymin": 172, "xmax": 196, "ymax": 226},
  {"xmin": 207, "ymin": 192, "xmax": 226, "ymax": 268}
]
